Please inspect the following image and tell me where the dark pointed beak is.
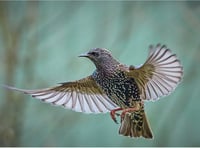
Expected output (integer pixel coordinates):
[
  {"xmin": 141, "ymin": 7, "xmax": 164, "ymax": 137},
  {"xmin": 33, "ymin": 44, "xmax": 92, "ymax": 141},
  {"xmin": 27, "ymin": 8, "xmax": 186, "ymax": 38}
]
[{"xmin": 78, "ymin": 53, "xmax": 89, "ymax": 58}]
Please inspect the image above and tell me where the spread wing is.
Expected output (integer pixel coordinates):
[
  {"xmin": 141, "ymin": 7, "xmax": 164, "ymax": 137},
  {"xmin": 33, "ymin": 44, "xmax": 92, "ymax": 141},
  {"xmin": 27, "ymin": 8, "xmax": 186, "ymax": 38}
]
[
  {"xmin": 126, "ymin": 44, "xmax": 183, "ymax": 101},
  {"xmin": 3, "ymin": 76, "xmax": 119, "ymax": 113}
]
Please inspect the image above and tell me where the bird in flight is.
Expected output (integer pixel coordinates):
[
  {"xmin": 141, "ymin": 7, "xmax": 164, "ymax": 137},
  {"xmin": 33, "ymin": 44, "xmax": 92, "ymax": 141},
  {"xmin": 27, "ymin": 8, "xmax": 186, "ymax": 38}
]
[{"xmin": 3, "ymin": 44, "xmax": 183, "ymax": 139}]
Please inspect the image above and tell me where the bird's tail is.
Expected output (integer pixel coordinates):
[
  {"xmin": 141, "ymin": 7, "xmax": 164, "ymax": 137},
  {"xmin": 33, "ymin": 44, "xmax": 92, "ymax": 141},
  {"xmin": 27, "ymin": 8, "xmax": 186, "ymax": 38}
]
[{"xmin": 119, "ymin": 109, "xmax": 153, "ymax": 139}]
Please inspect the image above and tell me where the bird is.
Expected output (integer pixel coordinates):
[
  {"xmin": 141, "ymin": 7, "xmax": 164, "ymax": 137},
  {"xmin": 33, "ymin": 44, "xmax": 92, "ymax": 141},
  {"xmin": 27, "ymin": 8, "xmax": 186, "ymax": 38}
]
[{"xmin": 3, "ymin": 44, "xmax": 183, "ymax": 139}]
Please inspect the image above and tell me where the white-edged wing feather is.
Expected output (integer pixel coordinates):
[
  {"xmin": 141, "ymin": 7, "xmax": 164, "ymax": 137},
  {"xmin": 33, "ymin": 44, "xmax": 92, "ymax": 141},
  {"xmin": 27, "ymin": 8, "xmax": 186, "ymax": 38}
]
[
  {"xmin": 127, "ymin": 44, "xmax": 183, "ymax": 101},
  {"xmin": 3, "ymin": 76, "xmax": 119, "ymax": 113}
]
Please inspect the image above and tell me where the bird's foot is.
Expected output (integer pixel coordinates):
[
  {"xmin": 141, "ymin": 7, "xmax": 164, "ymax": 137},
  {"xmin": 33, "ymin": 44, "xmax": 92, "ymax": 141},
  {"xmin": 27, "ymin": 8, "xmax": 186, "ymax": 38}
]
[{"xmin": 110, "ymin": 108, "xmax": 123, "ymax": 124}]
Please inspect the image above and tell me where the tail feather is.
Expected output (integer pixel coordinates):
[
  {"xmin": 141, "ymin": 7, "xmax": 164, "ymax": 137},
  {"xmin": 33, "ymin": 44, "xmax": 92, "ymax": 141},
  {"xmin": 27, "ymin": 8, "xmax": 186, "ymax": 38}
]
[{"xmin": 119, "ymin": 110, "xmax": 153, "ymax": 139}]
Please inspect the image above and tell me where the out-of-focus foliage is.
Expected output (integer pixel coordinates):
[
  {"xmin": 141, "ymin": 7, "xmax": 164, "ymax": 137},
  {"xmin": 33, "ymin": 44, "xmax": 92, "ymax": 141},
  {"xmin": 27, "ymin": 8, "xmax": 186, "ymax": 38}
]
[{"xmin": 0, "ymin": 1, "xmax": 200, "ymax": 146}]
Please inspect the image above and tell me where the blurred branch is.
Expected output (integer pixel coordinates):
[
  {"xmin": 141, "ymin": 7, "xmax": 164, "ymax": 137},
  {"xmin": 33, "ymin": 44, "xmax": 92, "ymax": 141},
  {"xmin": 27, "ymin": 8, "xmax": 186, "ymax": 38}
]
[{"xmin": 0, "ymin": 1, "xmax": 38, "ymax": 146}]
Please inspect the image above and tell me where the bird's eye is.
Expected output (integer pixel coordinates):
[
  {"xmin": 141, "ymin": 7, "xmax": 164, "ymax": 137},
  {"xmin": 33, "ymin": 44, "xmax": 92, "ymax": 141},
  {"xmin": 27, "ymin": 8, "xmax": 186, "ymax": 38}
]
[{"xmin": 90, "ymin": 52, "xmax": 99, "ymax": 57}]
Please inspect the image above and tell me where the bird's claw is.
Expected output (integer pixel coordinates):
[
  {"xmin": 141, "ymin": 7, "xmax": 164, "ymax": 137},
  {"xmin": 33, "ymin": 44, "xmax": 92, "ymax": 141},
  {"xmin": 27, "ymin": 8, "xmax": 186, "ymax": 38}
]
[
  {"xmin": 110, "ymin": 110, "xmax": 120, "ymax": 124},
  {"xmin": 115, "ymin": 113, "xmax": 120, "ymax": 116},
  {"xmin": 111, "ymin": 114, "xmax": 119, "ymax": 124},
  {"xmin": 110, "ymin": 108, "xmax": 123, "ymax": 124},
  {"xmin": 112, "ymin": 113, "xmax": 121, "ymax": 124},
  {"xmin": 113, "ymin": 117, "xmax": 119, "ymax": 124}
]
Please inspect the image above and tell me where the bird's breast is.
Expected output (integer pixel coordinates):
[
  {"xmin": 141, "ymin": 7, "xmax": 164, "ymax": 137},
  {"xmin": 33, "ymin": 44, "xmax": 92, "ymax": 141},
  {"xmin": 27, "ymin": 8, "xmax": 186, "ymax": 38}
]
[{"xmin": 92, "ymin": 70, "xmax": 141, "ymax": 107}]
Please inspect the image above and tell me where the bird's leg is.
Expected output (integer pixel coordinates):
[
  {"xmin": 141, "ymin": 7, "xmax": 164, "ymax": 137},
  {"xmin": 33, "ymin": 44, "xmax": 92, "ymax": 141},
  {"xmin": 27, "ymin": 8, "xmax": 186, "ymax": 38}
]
[
  {"xmin": 120, "ymin": 102, "xmax": 144, "ymax": 121},
  {"xmin": 120, "ymin": 108, "xmax": 139, "ymax": 121},
  {"xmin": 110, "ymin": 108, "xmax": 123, "ymax": 124}
]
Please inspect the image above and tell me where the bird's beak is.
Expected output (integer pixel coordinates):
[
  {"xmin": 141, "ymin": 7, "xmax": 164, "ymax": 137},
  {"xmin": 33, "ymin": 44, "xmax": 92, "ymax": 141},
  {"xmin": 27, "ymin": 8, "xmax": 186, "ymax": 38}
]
[{"xmin": 78, "ymin": 53, "xmax": 89, "ymax": 58}]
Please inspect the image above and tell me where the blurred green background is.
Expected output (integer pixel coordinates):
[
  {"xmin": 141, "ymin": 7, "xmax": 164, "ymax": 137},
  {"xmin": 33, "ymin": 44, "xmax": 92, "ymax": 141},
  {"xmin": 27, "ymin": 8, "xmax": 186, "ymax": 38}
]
[{"xmin": 0, "ymin": 1, "xmax": 200, "ymax": 147}]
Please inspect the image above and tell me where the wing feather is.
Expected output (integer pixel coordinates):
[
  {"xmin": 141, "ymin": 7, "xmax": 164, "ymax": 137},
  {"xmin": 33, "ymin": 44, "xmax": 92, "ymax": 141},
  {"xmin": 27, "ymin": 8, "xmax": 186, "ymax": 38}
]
[
  {"xmin": 53, "ymin": 92, "xmax": 67, "ymax": 105},
  {"xmin": 126, "ymin": 44, "xmax": 183, "ymax": 101},
  {"xmin": 3, "ymin": 76, "xmax": 118, "ymax": 113}
]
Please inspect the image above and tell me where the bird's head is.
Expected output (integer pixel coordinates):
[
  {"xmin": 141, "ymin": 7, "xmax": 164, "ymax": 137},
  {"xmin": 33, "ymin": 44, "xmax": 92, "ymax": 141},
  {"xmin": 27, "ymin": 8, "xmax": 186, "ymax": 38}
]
[{"xmin": 79, "ymin": 48, "xmax": 119, "ymax": 70}]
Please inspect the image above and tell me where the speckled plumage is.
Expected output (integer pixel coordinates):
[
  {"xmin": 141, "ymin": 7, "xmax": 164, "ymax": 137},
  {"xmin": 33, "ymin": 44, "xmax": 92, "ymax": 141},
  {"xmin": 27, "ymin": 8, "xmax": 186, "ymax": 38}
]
[
  {"xmin": 92, "ymin": 68, "xmax": 140, "ymax": 107},
  {"xmin": 3, "ymin": 44, "xmax": 183, "ymax": 139}
]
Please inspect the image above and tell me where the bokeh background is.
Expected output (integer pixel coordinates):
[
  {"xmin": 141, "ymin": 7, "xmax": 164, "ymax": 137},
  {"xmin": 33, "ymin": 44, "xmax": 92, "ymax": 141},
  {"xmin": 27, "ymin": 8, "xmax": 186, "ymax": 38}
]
[{"xmin": 0, "ymin": 1, "xmax": 200, "ymax": 147}]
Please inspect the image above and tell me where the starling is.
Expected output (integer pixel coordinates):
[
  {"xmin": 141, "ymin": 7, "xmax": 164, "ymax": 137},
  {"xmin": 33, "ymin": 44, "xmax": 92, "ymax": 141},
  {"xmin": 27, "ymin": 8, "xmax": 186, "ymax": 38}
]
[{"xmin": 3, "ymin": 44, "xmax": 183, "ymax": 139}]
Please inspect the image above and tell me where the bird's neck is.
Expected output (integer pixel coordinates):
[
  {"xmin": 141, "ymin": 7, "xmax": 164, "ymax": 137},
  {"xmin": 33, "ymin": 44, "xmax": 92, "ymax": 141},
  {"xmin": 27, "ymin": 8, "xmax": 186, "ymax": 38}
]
[{"xmin": 95, "ymin": 59, "xmax": 120, "ymax": 74}]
